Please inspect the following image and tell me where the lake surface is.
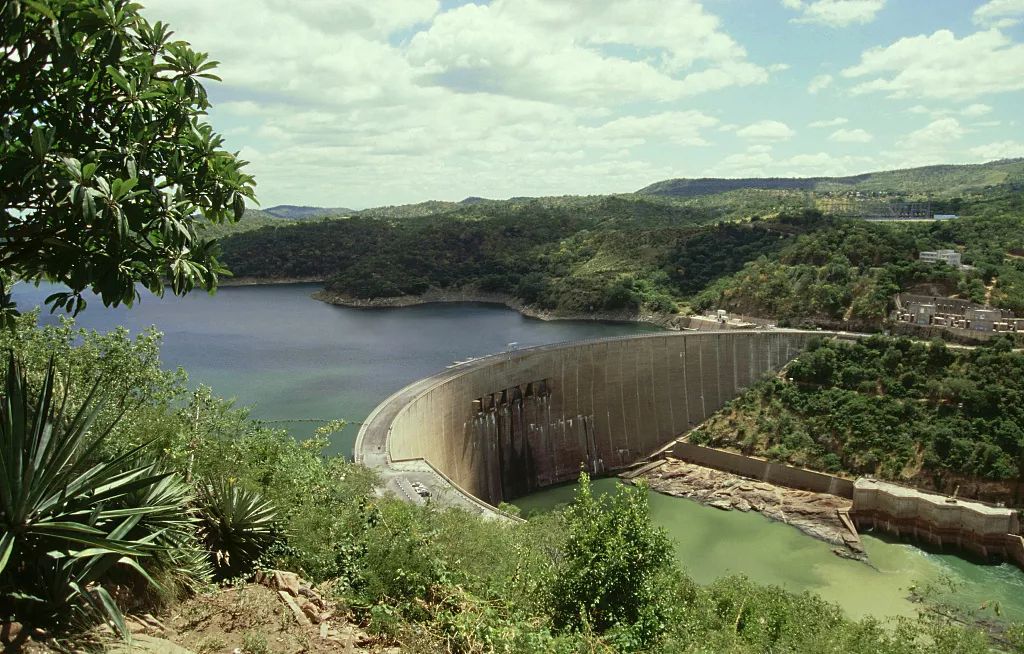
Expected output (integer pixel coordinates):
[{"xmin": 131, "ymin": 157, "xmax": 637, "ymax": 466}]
[
  {"xmin": 10, "ymin": 282, "xmax": 657, "ymax": 455},
  {"xmin": 12, "ymin": 282, "xmax": 1024, "ymax": 622}
]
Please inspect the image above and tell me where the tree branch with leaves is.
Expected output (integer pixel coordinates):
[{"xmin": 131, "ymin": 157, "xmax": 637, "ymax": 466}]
[{"xmin": 0, "ymin": 0, "xmax": 256, "ymax": 321}]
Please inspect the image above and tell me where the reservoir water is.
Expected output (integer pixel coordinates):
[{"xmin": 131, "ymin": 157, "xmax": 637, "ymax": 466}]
[
  {"xmin": 11, "ymin": 282, "xmax": 1024, "ymax": 623},
  {"xmin": 10, "ymin": 282, "xmax": 656, "ymax": 455}
]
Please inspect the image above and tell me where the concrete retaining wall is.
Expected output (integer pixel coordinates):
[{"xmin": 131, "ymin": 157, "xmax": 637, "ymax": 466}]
[
  {"xmin": 668, "ymin": 442, "xmax": 855, "ymax": 498},
  {"xmin": 852, "ymin": 479, "xmax": 1022, "ymax": 561},
  {"xmin": 376, "ymin": 331, "xmax": 818, "ymax": 507}
]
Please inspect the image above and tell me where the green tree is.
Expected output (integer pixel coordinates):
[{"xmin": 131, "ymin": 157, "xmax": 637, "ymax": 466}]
[
  {"xmin": 550, "ymin": 473, "xmax": 673, "ymax": 648},
  {"xmin": 1, "ymin": 0, "xmax": 255, "ymax": 319}
]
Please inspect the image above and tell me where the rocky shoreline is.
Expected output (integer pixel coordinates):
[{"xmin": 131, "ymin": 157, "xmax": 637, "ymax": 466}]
[
  {"xmin": 632, "ymin": 458, "xmax": 866, "ymax": 560},
  {"xmin": 219, "ymin": 276, "xmax": 327, "ymax": 287},
  {"xmin": 311, "ymin": 286, "xmax": 688, "ymax": 329}
]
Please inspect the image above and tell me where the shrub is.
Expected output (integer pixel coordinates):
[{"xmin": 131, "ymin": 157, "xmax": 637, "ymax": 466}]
[
  {"xmin": 550, "ymin": 473, "xmax": 673, "ymax": 648},
  {"xmin": 196, "ymin": 480, "xmax": 279, "ymax": 580},
  {"xmin": 0, "ymin": 356, "xmax": 195, "ymax": 636}
]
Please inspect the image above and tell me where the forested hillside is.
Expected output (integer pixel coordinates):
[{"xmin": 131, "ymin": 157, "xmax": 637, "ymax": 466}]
[
  {"xmin": 262, "ymin": 204, "xmax": 356, "ymax": 219},
  {"xmin": 221, "ymin": 177, "xmax": 1023, "ymax": 324},
  {"xmin": 640, "ymin": 158, "xmax": 1024, "ymax": 198},
  {"xmin": 695, "ymin": 336, "xmax": 1024, "ymax": 501},
  {"xmin": 221, "ymin": 195, "xmax": 728, "ymax": 312},
  {"xmin": 695, "ymin": 189, "xmax": 1024, "ymax": 323}
]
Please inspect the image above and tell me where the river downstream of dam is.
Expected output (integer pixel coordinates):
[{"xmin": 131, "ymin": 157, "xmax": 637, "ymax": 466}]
[{"xmin": 11, "ymin": 282, "xmax": 1024, "ymax": 623}]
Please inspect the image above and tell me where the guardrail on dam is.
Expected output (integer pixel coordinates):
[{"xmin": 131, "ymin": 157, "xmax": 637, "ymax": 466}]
[{"xmin": 355, "ymin": 330, "xmax": 821, "ymax": 509}]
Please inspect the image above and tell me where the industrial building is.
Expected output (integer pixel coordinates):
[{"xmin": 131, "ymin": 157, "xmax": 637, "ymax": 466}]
[{"xmin": 892, "ymin": 293, "xmax": 1022, "ymax": 333}]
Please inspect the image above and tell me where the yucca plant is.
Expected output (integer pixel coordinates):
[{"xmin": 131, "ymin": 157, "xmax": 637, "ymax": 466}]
[
  {"xmin": 0, "ymin": 356, "xmax": 181, "ymax": 636},
  {"xmin": 196, "ymin": 480, "xmax": 279, "ymax": 580},
  {"xmin": 120, "ymin": 468, "xmax": 214, "ymax": 594}
]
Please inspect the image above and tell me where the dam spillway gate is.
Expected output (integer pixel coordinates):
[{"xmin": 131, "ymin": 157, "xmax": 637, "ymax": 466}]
[{"xmin": 473, "ymin": 379, "xmax": 603, "ymax": 501}]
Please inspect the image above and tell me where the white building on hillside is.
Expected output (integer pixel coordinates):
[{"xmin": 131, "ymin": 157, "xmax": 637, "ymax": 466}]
[{"xmin": 919, "ymin": 249, "xmax": 962, "ymax": 268}]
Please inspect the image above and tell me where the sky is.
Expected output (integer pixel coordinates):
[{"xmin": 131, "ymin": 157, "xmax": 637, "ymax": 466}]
[{"xmin": 142, "ymin": 0, "xmax": 1024, "ymax": 208}]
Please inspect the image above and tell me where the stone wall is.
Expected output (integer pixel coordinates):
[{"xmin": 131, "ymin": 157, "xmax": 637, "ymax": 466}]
[
  {"xmin": 668, "ymin": 442, "xmax": 855, "ymax": 498},
  {"xmin": 852, "ymin": 479, "xmax": 1022, "ymax": 561}
]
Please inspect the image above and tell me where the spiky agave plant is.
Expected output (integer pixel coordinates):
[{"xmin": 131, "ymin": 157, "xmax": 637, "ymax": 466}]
[
  {"xmin": 121, "ymin": 467, "xmax": 214, "ymax": 594},
  {"xmin": 196, "ymin": 480, "xmax": 279, "ymax": 580},
  {"xmin": 0, "ymin": 356, "xmax": 181, "ymax": 636}
]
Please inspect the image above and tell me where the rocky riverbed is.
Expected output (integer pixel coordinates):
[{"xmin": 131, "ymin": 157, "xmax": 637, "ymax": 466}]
[{"xmin": 631, "ymin": 458, "xmax": 866, "ymax": 560}]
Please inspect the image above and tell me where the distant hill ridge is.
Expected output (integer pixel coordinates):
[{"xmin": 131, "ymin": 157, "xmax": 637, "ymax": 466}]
[
  {"xmin": 241, "ymin": 159, "xmax": 1022, "ymax": 225},
  {"xmin": 638, "ymin": 158, "xmax": 1024, "ymax": 198},
  {"xmin": 263, "ymin": 204, "xmax": 354, "ymax": 219}
]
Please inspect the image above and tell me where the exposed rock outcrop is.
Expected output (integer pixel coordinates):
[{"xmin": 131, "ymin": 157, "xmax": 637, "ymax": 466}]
[
  {"xmin": 633, "ymin": 458, "xmax": 865, "ymax": 559},
  {"xmin": 312, "ymin": 287, "xmax": 690, "ymax": 330}
]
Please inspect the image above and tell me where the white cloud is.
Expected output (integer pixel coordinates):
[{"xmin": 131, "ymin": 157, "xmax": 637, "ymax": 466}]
[
  {"xmin": 962, "ymin": 103, "xmax": 993, "ymax": 117},
  {"xmin": 969, "ymin": 140, "xmax": 1024, "ymax": 160},
  {"xmin": 714, "ymin": 146, "xmax": 775, "ymax": 176},
  {"xmin": 829, "ymin": 128, "xmax": 874, "ymax": 143},
  {"xmin": 406, "ymin": 0, "xmax": 770, "ymax": 105},
  {"xmin": 736, "ymin": 120, "xmax": 795, "ymax": 142},
  {"xmin": 807, "ymin": 73, "xmax": 833, "ymax": 94},
  {"xmin": 135, "ymin": 1, "xmax": 1021, "ymax": 206},
  {"xmin": 900, "ymin": 118, "xmax": 966, "ymax": 147},
  {"xmin": 907, "ymin": 102, "xmax": 994, "ymax": 119},
  {"xmin": 201, "ymin": 86, "xmax": 727, "ymax": 205},
  {"xmin": 973, "ymin": 0, "xmax": 1024, "ymax": 28},
  {"xmin": 883, "ymin": 118, "xmax": 967, "ymax": 167},
  {"xmin": 143, "ymin": 0, "xmax": 429, "ymax": 107},
  {"xmin": 843, "ymin": 29, "xmax": 1024, "ymax": 99},
  {"xmin": 781, "ymin": 152, "xmax": 874, "ymax": 175},
  {"xmin": 782, "ymin": 0, "xmax": 886, "ymax": 27},
  {"xmin": 712, "ymin": 145, "xmax": 874, "ymax": 177},
  {"xmin": 809, "ymin": 117, "xmax": 849, "ymax": 127},
  {"xmin": 137, "ymin": 0, "xmax": 756, "ymax": 205},
  {"xmin": 584, "ymin": 111, "xmax": 720, "ymax": 146}
]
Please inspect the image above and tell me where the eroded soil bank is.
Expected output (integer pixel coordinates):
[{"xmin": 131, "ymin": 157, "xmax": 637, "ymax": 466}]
[{"xmin": 631, "ymin": 458, "xmax": 866, "ymax": 560}]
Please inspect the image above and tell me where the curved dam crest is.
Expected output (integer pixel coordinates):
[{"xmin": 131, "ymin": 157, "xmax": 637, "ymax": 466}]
[{"xmin": 356, "ymin": 329, "xmax": 824, "ymax": 511}]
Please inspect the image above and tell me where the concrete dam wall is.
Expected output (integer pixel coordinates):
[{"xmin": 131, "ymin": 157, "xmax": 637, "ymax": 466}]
[{"xmin": 357, "ymin": 330, "xmax": 819, "ymax": 508}]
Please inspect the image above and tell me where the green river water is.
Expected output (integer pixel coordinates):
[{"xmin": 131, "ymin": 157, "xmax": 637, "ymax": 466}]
[{"xmin": 515, "ymin": 478, "xmax": 1024, "ymax": 623}]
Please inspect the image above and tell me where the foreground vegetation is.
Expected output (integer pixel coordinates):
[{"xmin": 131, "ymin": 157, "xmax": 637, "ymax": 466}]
[
  {"xmin": 1, "ymin": 316, "xmax": 1020, "ymax": 652},
  {"xmin": 695, "ymin": 336, "xmax": 1024, "ymax": 498},
  {"xmin": 220, "ymin": 168, "xmax": 1024, "ymax": 323}
]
